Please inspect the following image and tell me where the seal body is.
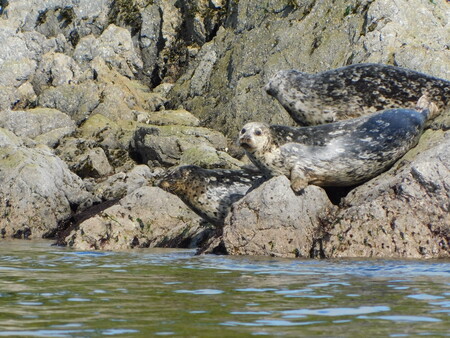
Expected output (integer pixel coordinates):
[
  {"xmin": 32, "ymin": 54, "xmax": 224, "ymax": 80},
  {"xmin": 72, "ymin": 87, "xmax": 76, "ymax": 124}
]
[
  {"xmin": 265, "ymin": 63, "xmax": 449, "ymax": 125},
  {"xmin": 239, "ymin": 102, "xmax": 432, "ymax": 192},
  {"xmin": 158, "ymin": 165, "xmax": 264, "ymax": 226}
]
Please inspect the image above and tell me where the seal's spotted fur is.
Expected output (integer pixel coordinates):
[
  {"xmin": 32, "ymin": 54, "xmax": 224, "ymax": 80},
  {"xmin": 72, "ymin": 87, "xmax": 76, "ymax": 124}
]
[
  {"xmin": 239, "ymin": 96, "xmax": 436, "ymax": 192},
  {"xmin": 159, "ymin": 165, "xmax": 263, "ymax": 226},
  {"xmin": 265, "ymin": 63, "xmax": 449, "ymax": 125}
]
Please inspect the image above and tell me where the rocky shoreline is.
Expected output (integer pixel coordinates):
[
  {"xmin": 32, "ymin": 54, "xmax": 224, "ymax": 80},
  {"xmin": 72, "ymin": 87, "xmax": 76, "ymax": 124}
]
[{"xmin": 0, "ymin": 0, "xmax": 448, "ymax": 258}]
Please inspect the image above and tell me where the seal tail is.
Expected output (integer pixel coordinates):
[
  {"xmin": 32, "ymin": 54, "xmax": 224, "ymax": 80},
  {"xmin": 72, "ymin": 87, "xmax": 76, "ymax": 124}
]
[{"xmin": 416, "ymin": 95, "xmax": 439, "ymax": 120}]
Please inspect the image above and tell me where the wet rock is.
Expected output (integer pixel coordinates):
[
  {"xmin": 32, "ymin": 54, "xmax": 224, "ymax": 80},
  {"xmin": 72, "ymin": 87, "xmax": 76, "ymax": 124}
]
[
  {"xmin": 0, "ymin": 128, "xmax": 94, "ymax": 239},
  {"xmin": 204, "ymin": 176, "xmax": 335, "ymax": 258},
  {"xmin": 65, "ymin": 186, "xmax": 212, "ymax": 251}
]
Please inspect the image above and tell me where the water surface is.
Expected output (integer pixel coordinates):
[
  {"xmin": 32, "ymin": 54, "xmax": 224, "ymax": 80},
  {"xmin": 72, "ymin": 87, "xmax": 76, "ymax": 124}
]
[{"xmin": 0, "ymin": 240, "xmax": 449, "ymax": 337}]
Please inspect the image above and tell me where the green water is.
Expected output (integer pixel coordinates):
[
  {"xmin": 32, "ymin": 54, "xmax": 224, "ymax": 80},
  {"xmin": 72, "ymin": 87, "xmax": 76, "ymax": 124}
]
[{"xmin": 0, "ymin": 240, "xmax": 449, "ymax": 337}]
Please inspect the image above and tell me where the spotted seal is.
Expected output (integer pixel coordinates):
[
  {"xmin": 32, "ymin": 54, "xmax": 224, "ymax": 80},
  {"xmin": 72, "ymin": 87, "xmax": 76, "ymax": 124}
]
[
  {"xmin": 158, "ymin": 165, "xmax": 264, "ymax": 226},
  {"xmin": 265, "ymin": 63, "xmax": 449, "ymax": 125},
  {"xmin": 238, "ymin": 96, "xmax": 437, "ymax": 193}
]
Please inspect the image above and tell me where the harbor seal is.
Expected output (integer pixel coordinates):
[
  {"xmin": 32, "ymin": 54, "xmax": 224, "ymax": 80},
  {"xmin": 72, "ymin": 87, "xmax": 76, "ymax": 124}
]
[
  {"xmin": 265, "ymin": 63, "xmax": 449, "ymax": 125},
  {"xmin": 158, "ymin": 165, "xmax": 264, "ymax": 226},
  {"xmin": 239, "ymin": 96, "xmax": 437, "ymax": 193}
]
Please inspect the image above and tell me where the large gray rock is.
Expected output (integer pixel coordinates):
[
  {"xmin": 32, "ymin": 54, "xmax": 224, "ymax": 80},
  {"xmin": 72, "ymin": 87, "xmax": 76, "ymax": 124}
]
[
  {"xmin": 65, "ymin": 186, "xmax": 212, "ymax": 250},
  {"xmin": 38, "ymin": 81, "xmax": 100, "ymax": 123},
  {"xmin": 318, "ymin": 130, "xmax": 450, "ymax": 259},
  {"xmin": 206, "ymin": 176, "xmax": 335, "ymax": 258},
  {"xmin": 0, "ymin": 108, "xmax": 75, "ymax": 147},
  {"xmin": 0, "ymin": 128, "xmax": 94, "ymax": 239}
]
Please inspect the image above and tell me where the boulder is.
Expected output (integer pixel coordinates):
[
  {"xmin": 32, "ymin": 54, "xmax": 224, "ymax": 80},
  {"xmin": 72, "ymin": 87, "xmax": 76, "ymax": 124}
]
[
  {"xmin": 91, "ymin": 165, "xmax": 161, "ymax": 201},
  {"xmin": 204, "ymin": 176, "xmax": 335, "ymax": 258},
  {"xmin": 130, "ymin": 124, "xmax": 227, "ymax": 167},
  {"xmin": 0, "ymin": 128, "xmax": 94, "ymax": 239},
  {"xmin": 38, "ymin": 81, "xmax": 101, "ymax": 124},
  {"xmin": 72, "ymin": 147, "xmax": 113, "ymax": 179},
  {"xmin": 73, "ymin": 24, "xmax": 143, "ymax": 77},
  {"xmin": 0, "ymin": 108, "xmax": 75, "ymax": 147},
  {"xmin": 65, "ymin": 186, "xmax": 212, "ymax": 250}
]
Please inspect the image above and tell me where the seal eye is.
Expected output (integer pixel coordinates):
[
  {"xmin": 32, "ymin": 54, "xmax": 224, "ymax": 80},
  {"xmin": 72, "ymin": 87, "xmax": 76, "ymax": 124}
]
[
  {"xmin": 241, "ymin": 128, "xmax": 246, "ymax": 134},
  {"xmin": 255, "ymin": 129, "xmax": 262, "ymax": 136}
]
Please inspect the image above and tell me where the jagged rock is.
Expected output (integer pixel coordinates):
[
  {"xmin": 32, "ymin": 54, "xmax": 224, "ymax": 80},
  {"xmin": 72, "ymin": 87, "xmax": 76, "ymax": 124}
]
[
  {"xmin": 0, "ymin": 128, "xmax": 94, "ymax": 239},
  {"xmin": 65, "ymin": 186, "xmax": 212, "ymax": 250},
  {"xmin": 1, "ymin": 0, "xmax": 111, "ymax": 33},
  {"xmin": 32, "ymin": 52, "xmax": 82, "ymax": 94},
  {"xmin": 38, "ymin": 81, "xmax": 100, "ymax": 124},
  {"xmin": 73, "ymin": 24, "xmax": 143, "ymax": 77},
  {"xmin": 72, "ymin": 147, "xmax": 113, "ymax": 179},
  {"xmin": 91, "ymin": 165, "xmax": 160, "ymax": 201},
  {"xmin": 135, "ymin": 109, "xmax": 200, "ymax": 127},
  {"xmin": 318, "ymin": 130, "xmax": 450, "ymax": 259},
  {"xmin": 205, "ymin": 176, "xmax": 335, "ymax": 258},
  {"xmin": 0, "ymin": 108, "xmax": 75, "ymax": 147},
  {"xmin": 129, "ymin": 124, "xmax": 227, "ymax": 167},
  {"xmin": 0, "ymin": 58, "xmax": 37, "ymax": 88}
]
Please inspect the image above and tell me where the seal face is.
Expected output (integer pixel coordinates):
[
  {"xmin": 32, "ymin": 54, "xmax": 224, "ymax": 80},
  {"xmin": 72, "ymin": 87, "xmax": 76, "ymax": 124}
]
[
  {"xmin": 239, "ymin": 100, "xmax": 433, "ymax": 192},
  {"xmin": 265, "ymin": 63, "xmax": 449, "ymax": 125},
  {"xmin": 158, "ymin": 165, "xmax": 264, "ymax": 226}
]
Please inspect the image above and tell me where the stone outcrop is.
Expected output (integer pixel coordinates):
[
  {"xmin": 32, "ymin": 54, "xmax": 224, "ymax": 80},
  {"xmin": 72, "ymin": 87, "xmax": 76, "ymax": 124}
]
[
  {"xmin": 0, "ymin": 0, "xmax": 448, "ymax": 257},
  {"xmin": 64, "ymin": 186, "xmax": 212, "ymax": 251},
  {"xmin": 0, "ymin": 128, "xmax": 94, "ymax": 239}
]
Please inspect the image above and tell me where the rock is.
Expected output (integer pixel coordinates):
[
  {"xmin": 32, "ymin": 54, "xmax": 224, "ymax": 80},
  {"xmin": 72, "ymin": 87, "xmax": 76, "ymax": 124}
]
[
  {"xmin": 65, "ymin": 186, "xmax": 212, "ymax": 250},
  {"xmin": 38, "ymin": 81, "xmax": 101, "ymax": 124},
  {"xmin": 0, "ymin": 128, "xmax": 94, "ymax": 239},
  {"xmin": 92, "ymin": 165, "xmax": 160, "ymax": 201},
  {"xmin": 72, "ymin": 147, "xmax": 113, "ymax": 179},
  {"xmin": 135, "ymin": 109, "xmax": 200, "ymax": 127},
  {"xmin": 32, "ymin": 52, "xmax": 82, "ymax": 94},
  {"xmin": 1, "ymin": 0, "xmax": 112, "ymax": 35},
  {"xmin": 0, "ymin": 108, "xmax": 75, "ymax": 147},
  {"xmin": 318, "ymin": 130, "xmax": 450, "ymax": 259},
  {"xmin": 0, "ymin": 58, "xmax": 37, "ymax": 88},
  {"xmin": 204, "ymin": 176, "xmax": 335, "ymax": 258},
  {"xmin": 180, "ymin": 144, "xmax": 243, "ymax": 169},
  {"xmin": 73, "ymin": 24, "xmax": 143, "ymax": 78},
  {"xmin": 130, "ymin": 124, "xmax": 227, "ymax": 167}
]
